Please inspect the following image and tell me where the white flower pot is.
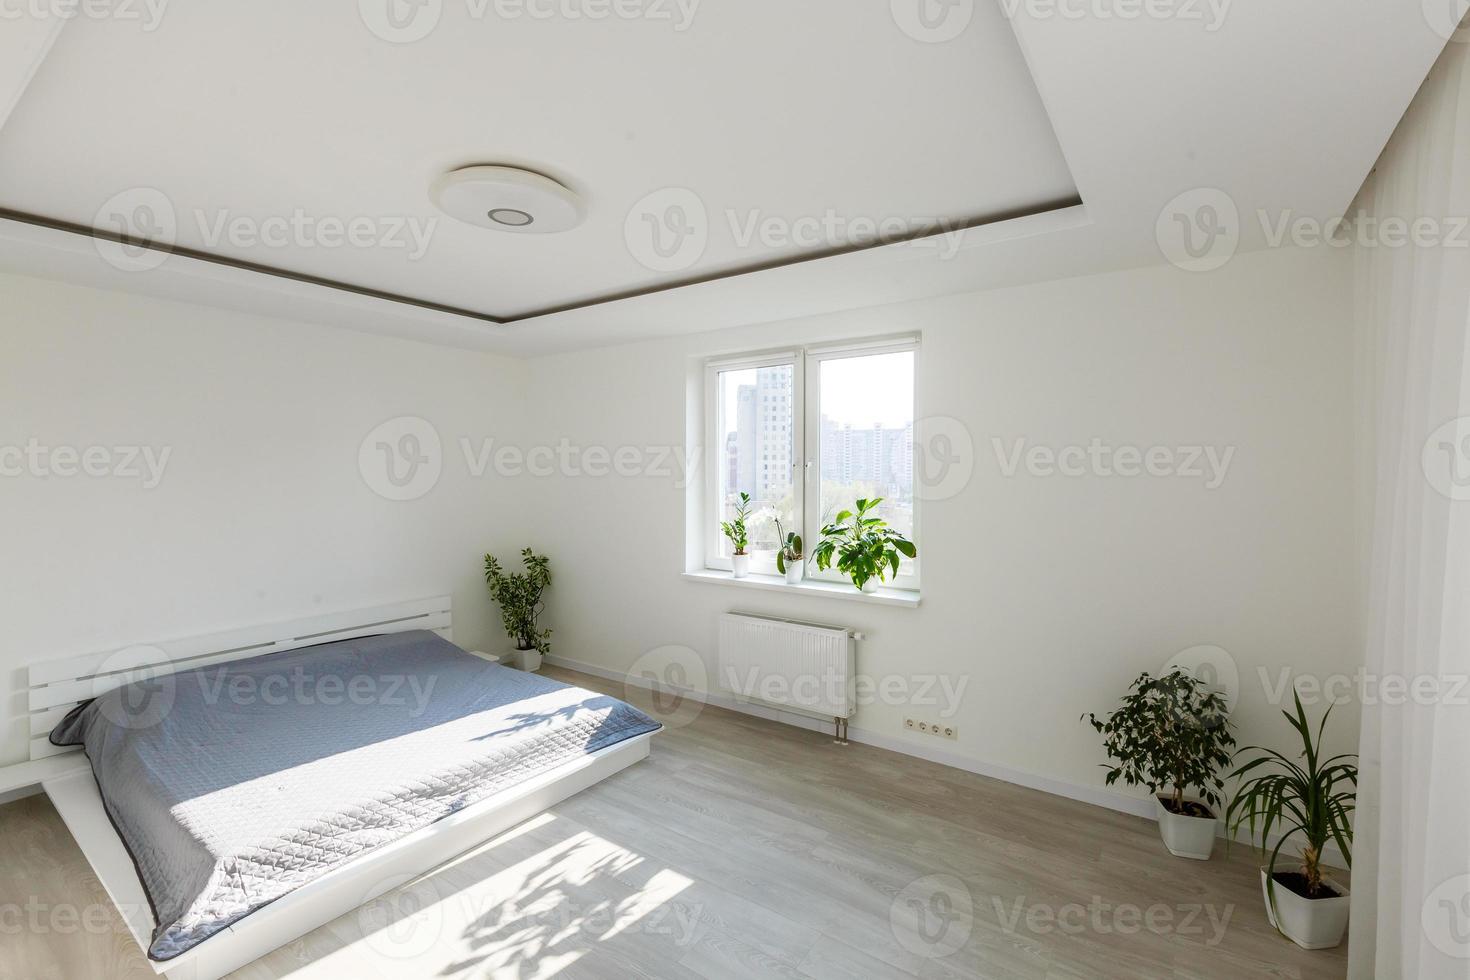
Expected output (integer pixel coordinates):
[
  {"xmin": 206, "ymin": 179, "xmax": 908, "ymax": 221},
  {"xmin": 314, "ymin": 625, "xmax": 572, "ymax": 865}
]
[
  {"xmin": 1153, "ymin": 796, "xmax": 1217, "ymax": 860},
  {"xmin": 1261, "ymin": 868, "xmax": 1350, "ymax": 950},
  {"xmin": 731, "ymin": 554, "xmax": 751, "ymax": 579},
  {"xmin": 860, "ymin": 578, "xmax": 879, "ymax": 594},
  {"xmin": 513, "ymin": 648, "xmax": 542, "ymax": 672},
  {"xmin": 784, "ymin": 561, "xmax": 803, "ymax": 585}
]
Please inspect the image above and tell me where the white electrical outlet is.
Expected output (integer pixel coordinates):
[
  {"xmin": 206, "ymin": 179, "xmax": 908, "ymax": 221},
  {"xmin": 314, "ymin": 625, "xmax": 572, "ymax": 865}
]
[{"xmin": 904, "ymin": 717, "xmax": 957, "ymax": 740}]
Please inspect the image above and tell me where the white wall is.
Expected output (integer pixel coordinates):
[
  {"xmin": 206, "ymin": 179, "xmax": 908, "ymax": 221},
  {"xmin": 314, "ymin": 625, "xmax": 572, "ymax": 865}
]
[
  {"xmin": 0, "ymin": 271, "xmax": 529, "ymax": 766},
  {"xmin": 521, "ymin": 244, "xmax": 1361, "ymax": 813},
  {"xmin": 1, "ymin": 243, "xmax": 1362, "ymax": 817}
]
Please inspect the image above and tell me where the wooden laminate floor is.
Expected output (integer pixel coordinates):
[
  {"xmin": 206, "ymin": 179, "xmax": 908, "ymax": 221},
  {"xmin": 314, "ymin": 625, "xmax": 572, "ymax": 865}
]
[{"xmin": 0, "ymin": 666, "xmax": 1346, "ymax": 980}]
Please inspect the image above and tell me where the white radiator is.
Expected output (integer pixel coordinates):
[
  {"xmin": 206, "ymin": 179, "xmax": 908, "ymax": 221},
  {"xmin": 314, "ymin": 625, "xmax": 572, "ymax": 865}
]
[{"xmin": 717, "ymin": 613, "xmax": 856, "ymax": 724}]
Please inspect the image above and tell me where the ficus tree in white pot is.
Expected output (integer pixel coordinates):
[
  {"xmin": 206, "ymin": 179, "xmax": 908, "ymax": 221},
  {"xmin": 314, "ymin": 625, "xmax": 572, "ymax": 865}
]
[
  {"xmin": 1084, "ymin": 670, "xmax": 1236, "ymax": 860},
  {"xmin": 483, "ymin": 548, "xmax": 552, "ymax": 671},
  {"xmin": 1227, "ymin": 691, "xmax": 1356, "ymax": 950}
]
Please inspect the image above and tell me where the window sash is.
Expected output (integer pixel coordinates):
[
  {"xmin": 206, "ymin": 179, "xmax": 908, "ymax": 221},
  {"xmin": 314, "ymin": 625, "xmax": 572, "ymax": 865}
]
[
  {"xmin": 803, "ymin": 340, "xmax": 920, "ymax": 590},
  {"xmin": 704, "ymin": 353, "xmax": 804, "ymax": 577},
  {"xmin": 704, "ymin": 336, "xmax": 919, "ymax": 592}
]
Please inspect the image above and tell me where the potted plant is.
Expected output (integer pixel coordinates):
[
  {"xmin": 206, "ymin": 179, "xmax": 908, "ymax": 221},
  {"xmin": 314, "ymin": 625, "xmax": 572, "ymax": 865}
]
[
  {"xmin": 1084, "ymin": 670, "xmax": 1235, "ymax": 860},
  {"xmin": 774, "ymin": 517, "xmax": 804, "ymax": 584},
  {"xmin": 721, "ymin": 492, "xmax": 753, "ymax": 578},
  {"xmin": 811, "ymin": 498, "xmax": 916, "ymax": 593},
  {"xmin": 483, "ymin": 548, "xmax": 552, "ymax": 671},
  {"xmin": 1227, "ymin": 691, "xmax": 1356, "ymax": 950}
]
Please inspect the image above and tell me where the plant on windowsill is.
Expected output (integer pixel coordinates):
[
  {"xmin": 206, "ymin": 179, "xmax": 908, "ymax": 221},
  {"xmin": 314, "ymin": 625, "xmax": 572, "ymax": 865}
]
[
  {"xmin": 1083, "ymin": 670, "xmax": 1235, "ymax": 861},
  {"xmin": 483, "ymin": 548, "xmax": 552, "ymax": 671},
  {"xmin": 1226, "ymin": 691, "xmax": 1356, "ymax": 950},
  {"xmin": 811, "ymin": 498, "xmax": 916, "ymax": 593},
  {"xmin": 773, "ymin": 517, "xmax": 804, "ymax": 585},
  {"xmin": 721, "ymin": 492, "xmax": 753, "ymax": 578}
]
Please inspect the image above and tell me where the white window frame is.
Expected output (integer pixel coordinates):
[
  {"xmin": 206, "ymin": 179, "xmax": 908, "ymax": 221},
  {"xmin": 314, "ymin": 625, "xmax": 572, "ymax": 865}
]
[
  {"xmin": 704, "ymin": 348, "xmax": 803, "ymax": 578},
  {"xmin": 704, "ymin": 335, "xmax": 920, "ymax": 592}
]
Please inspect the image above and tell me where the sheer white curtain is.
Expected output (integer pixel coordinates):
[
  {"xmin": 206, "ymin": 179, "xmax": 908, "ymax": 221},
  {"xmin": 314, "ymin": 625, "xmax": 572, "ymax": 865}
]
[{"xmin": 1350, "ymin": 31, "xmax": 1470, "ymax": 980}]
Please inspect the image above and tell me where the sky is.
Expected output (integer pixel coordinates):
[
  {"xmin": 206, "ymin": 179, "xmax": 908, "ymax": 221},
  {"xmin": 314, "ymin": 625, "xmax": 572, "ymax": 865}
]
[{"xmin": 718, "ymin": 350, "xmax": 914, "ymax": 434}]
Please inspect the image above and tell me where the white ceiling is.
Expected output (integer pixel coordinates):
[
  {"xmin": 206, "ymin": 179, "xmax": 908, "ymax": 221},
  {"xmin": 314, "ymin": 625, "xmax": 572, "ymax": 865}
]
[
  {"xmin": 0, "ymin": 2, "xmax": 1075, "ymax": 320},
  {"xmin": 0, "ymin": 2, "xmax": 1459, "ymax": 355}
]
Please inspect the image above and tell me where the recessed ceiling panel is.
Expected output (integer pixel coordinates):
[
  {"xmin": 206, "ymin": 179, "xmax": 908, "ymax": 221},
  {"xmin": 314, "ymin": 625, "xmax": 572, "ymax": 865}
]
[{"xmin": 0, "ymin": 2, "xmax": 1078, "ymax": 320}]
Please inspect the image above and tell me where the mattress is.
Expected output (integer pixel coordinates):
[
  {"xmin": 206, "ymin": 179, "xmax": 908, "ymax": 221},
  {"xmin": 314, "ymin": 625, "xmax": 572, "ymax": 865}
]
[{"xmin": 49, "ymin": 629, "xmax": 660, "ymax": 960}]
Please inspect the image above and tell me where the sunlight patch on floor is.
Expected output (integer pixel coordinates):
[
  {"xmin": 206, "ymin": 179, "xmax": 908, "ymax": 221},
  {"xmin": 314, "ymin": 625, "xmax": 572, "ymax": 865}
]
[{"xmin": 343, "ymin": 812, "xmax": 695, "ymax": 979}]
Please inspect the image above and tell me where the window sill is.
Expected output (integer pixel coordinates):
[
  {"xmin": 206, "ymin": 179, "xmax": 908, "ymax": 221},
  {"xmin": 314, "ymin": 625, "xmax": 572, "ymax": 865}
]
[{"xmin": 682, "ymin": 570, "xmax": 921, "ymax": 607}]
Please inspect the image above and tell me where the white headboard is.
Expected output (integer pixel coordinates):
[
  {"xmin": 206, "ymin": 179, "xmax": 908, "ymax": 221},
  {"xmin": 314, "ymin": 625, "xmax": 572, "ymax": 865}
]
[{"xmin": 24, "ymin": 596, "xmax": 453, "ymax": 762}]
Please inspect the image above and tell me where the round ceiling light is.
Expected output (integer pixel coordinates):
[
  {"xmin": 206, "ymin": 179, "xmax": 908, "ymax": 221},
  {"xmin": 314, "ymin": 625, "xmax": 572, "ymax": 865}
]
[{"xmin": 429, "ymin": 166, "xmax": 584, "ymax": 234}]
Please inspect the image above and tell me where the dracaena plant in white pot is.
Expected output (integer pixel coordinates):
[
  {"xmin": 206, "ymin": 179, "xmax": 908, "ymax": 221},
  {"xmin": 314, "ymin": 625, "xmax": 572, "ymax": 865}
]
[
  {"xmin": 483, "ymin": 548, "xmax": 551, "ymax": 671},
  {"xmin": 721, "ymin": 492, "xmax": 753, "ymax": 578},
  {"xmin": 1084, "ymin": 670, "xmax": 1235, "ymax": 860},
  {"xmin": 774, "ymin": 517, "xmax": 804, "ymax": 584},
  {"xmin": 1227, "ymin": 691, "xmax": 1356, "ymax": 950}
]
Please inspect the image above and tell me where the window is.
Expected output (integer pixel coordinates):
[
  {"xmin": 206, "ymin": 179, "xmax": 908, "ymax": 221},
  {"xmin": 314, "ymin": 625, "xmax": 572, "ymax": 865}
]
[{"xmin": 705, "ymin": 337, "xmax": 919, "ymax": 589}]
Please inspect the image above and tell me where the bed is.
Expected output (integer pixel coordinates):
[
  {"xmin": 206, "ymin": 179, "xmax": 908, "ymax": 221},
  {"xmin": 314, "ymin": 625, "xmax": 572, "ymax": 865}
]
[{"xmin": 0, "ymin": 596, "xmax": 660, "ymax": 980}]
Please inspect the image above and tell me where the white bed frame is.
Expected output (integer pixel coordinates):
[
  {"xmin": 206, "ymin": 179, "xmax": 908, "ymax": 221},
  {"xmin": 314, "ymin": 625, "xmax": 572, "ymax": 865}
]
[{"xmin": 0, "ymin": 596, "xmax": 655, "ymax": 980}]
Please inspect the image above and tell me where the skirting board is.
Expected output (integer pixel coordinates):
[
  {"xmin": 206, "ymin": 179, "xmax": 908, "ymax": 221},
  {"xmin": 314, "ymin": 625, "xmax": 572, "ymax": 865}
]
[{"xmin": 542, "ymin": 653, "xmax": 1348, "ymax": 870}]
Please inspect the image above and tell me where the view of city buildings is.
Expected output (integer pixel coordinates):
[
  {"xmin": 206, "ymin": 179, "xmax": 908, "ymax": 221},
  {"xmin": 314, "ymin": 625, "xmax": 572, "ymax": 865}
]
[
  {"xmin": 725, "ymin": 366, "xmax": 794, "ymax": 505},
  {"xmin": 722, "ymin": 365, "xmax": 915, "ymax": 546}
]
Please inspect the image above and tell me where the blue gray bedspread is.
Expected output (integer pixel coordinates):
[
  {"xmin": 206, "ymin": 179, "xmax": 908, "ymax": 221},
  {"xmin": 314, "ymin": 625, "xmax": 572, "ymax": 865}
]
[{"xmin": 50, "ymin": 629, "xmax": 660, "ymax": 960}]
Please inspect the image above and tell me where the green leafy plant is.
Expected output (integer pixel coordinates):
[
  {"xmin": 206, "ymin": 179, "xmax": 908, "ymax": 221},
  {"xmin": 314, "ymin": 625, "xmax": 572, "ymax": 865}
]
[
  {"xmin": 1226, "ymin": 691, "xmax": 1356, "ymax": 903},
  {"xmin": 720, "ymin": 492, "xmax": 752, "ymax": 556},
  {"xmin": 773, "ymin": 516, "xmax": 803, "ymax": 574},
  {"xmin": 1083, "ymin": 670, "xmax": 1236, "ymax": 816},
  {"xmin": 811, "ymin": 498, "xmax": 916, "ymax": 591},
  {"xmin": 483, "ymin": 548, "xmax": 552, "ymax": 653}
]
